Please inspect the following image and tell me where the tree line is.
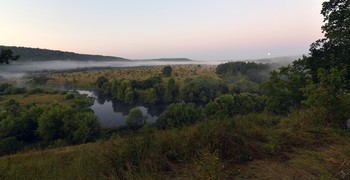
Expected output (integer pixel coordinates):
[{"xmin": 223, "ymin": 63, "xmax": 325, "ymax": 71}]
[
  {"xmin": 0, "ymin": 85, "xmax": 100, "ymax": 155},
  {"xmin": 0, "ymin": 45, "xmax": 126, "ymax": 61}
]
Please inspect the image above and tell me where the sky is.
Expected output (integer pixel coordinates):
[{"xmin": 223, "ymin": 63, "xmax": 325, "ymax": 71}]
[{"xmin": 0, "ymin": 0, "xmax": 325, "ymax": 60}]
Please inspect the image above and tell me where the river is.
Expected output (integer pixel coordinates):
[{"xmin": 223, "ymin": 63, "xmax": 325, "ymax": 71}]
[{"xmin": 77, "ymin": 90, "xmax": 167, "ymax": 128}]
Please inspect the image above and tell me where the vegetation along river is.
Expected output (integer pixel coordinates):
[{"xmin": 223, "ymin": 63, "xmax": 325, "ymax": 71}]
[{"xmin": 78, "ymin": 90, "xmax": 167, "ymax": 128}]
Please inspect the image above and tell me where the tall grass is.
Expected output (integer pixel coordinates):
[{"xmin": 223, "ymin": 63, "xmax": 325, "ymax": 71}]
[{"xmin": 0, "ymin": 108, "xmax": 349, "ymax": 179}]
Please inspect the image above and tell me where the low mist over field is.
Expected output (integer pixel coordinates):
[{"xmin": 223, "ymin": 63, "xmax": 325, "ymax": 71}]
[
  {"xmin": 0, "ymin": 59, "xmax": 198, "ymax": 78},
  {"xmin": 0, "ymin": 46, "xmax": 303, "ymax": 79},
  {"xmin": 0, "ymin": 56, "xmax": 302, "ymax": 80},
  {"xmin": 0, "ymin": 46, "xmax": 201, "ymax": 79}
]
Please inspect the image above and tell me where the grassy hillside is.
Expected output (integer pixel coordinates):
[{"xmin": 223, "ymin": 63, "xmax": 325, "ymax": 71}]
[
  {"xmin": 0, "ymin": 45, "xmax": 128, "ymax": 61},
  {"xmin": 0, "ymin": 108, "xmax": 349, "ymax": 179}
]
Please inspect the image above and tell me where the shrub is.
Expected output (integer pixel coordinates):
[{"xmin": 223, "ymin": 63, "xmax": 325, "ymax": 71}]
[
  {"xmin": 162, "ymin": 66, "xmax": 172, "ymax": 77},
  {"xmin": 126, "ymin": 108, "xmax": 146, "ymax": 129},
  {"xmin": 65, "ymin": 93, "xmax": 75, "ymax": 100},
  {"xmin": 156, "ymin": 102, "xmax": 203, "ymax": 129}
]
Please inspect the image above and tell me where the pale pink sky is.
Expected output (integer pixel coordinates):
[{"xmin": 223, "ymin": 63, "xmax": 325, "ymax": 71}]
[{"xmin": 0, "ymin": 0, "xmax": 324, "ymax": 60}]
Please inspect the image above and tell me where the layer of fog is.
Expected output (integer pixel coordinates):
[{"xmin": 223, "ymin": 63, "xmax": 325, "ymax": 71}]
[
  {"xmin": 0, "ymin": 60, "xmax": 210, "ymax": 79},
  {"xmin": 0, "ymin": 55, "xmax": 300, "ymax": 80}
]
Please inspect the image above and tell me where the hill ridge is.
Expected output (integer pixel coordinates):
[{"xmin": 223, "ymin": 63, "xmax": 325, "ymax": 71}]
[{"xmin": 0, "ymin": 45, "xmax": 129, "ymax": 61}]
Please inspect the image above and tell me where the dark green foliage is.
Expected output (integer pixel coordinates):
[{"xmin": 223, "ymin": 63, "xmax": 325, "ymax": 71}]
[
  {"xmin": 131, "ymin": 76, "xmax": 162, "ymax": 89},
  {"xmin": 162, "ymin": 66, "xmax": 173, "ymax": 77},
  {"xmin": 0, "ymin": 45, "xmax": 125, "ymax": 61},
  {"xmin": 109, "ymin": 79, "xmax": 137, "ymax": 104},
  {"xmin": 0, "ymin": 137, "xmax": 23, "ymax": 155},
  {"xmin": 17, "ymin": 106, "xmax": 42, "ymax": 142},
  {"xmin": 65, "ymin": 93, "xmax": 75, "ymax": 100},
  {"xmin": 64, "ymin": 112, "xmax": 100, "ymax": 144},
  {"xmin": 37, "ymin": 103, "xmax": 100, "ymax": 144},
  {"xmin": 126, "ymin": 108, "xmax": 146, "ymax": 129},
  {"xmin": 262, "ymin": 59, "xmax": 308, "ymax": 114},
  {"xmin": 31, "ymin": 75, "xmax": 50, "ymax": 85},
  {"xmin": 125, "ymin": 90, "xmax": 136, "ymax": 104},
  {"xmin": 165, "ymin": 78, "xmax": 179, "ymax": 102},
  {"xmin": 95, "ymin": 76, "xmax": 112, "ymax": 96},
  {"xmin": 0, "ymin": 83, "xmax": 12, "ymax": 92},
  {"xmin": 302, "ymin": 67, "xmax": 350, "ymax": 121},
  {"xmin": 0, "ymin": 49, "xmax": 19, "ymax": 64},
  {"xmin": 232, "ymin": 93, "xmax": 265, "ymax": 115},
  {"xmin": 3, "ymin": 99, "xmax": 21, "ymax": 115},
  {"xmin": 99, "ymin": 77, "xmax": 164, "ymax": 104},
  {"xmin": 205, "ymin": 94, "xmax": 234, "ymax": 118},
  {"xmin": 229, "ymin": 75, "xmax": 260, "ymax": 93},
  {"xmin": 181, "ymin": 76, "xmax": 226, "ymax": 102},
  {"xmin": 154, "ymin": 82, "xmax": 165, "ymax": 97},
  {"xmin": 303, "ymin": 0, "xmax": 350, "ymax": 88},
  {"xmin": 205, "ymin": 93, "xmax": 265, "ymax": 118},
  {"xmin": 0, "ymin": 84, "xmax": 27, "ymax": 95},
  {"xmin": 216, "ymin": 62, "xmax": 271, "ymax": 94},
  {"xmin": 156, "ymin": 102, "xmax": 204, "ymax": 129},
  {"xmin": 144, "ymin": 88, "xmax": 159, "ymax": 104},
  {"xmin": 321, "ymin": 0, "xmax": 350, "ymax": 46},
  {"xmin": 0, "ymin": 96, "xmax": 100, "ymax": 155},
  {"xmin": 216, "ymin": 61, "xmax": 271, "ymax": 83},
  {"xmin": 28, "ymin": 88, "xmax": 45, "ymax": 94},
  {"xmin": 96, "ymin": 76, "xmax": 109, "ymax": 89},
  {"xmin": 262, "ymin": 0, "xmax": 350, "ymax": 123},
  {"xmin": 71, "ymin": 93, "xmax": 95, "ymax": 111},
  {"xmin": 37, "ymin": 104, "xmax": 67, "ymax": 142}
]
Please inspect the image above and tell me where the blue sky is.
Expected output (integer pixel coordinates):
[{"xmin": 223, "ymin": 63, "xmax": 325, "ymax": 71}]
[{"xmin": 0, "ymin": 0, "xmax": 324, "ymax": 60}]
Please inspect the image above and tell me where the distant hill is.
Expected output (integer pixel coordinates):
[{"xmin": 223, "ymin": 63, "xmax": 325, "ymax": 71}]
[{"xmin": 0, "ymin": 45, "xmax": 129, "ymax": 61}]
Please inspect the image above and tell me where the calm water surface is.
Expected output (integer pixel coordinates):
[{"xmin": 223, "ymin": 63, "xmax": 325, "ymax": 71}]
[{"xmin": 78, "ymin": 90, "xmax": 167, "ymax": 128}]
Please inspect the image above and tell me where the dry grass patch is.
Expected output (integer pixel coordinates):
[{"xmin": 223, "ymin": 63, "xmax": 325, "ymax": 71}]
[
  {"xmin": 0, "ymin": 94, "xmax": 72, "ymax": 106},
  {"xmin": 47, "ymin": 64, "xmax": 217, "ymax": 87}
]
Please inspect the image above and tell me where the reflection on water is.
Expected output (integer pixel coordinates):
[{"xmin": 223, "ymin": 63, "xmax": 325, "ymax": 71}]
[{"xmin": 78, "ymin": 90, "xmax": 167, "ymax": 128}]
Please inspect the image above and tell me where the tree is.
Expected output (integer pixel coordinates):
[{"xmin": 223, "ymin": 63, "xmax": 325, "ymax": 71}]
[
  {"xmin": 180, "ymin": 76, "xmax": 226, "ymax": 102},
  {"xmin": 155, "ymin": 102, "xmax": 203, "ymax": 129},
  {"xmin": 216, "ymin": 61, "xmax": 271, "ymax": 83},
  {"xmin": 66, "ymin": 112, "xmax": 100, "ymax": 143},
  {"xmin": 304, "ymin": 0, "xmax": 350, "ymax": 88},
  {"xmin": 144, "ymin": 88, "xmax": 158, "ymax": 104},
  {"xmin": 37, "ymin": 104, "xmax": 68, "ymax": 142},
  {"xmin": 116, "ymin": 80, "xmax": 133, "ymax": 102},
  {"xmin": 205, "ymin": 94, "xmax": 234, "ymax": 118},
  {"xmin": 302, "ymin": 67, "xmax": 350, "ymax": 122},
  {"xmin": 262, "ymin": 59, "xmax": 308, "ymax": 114},
  {"xmin": 321, "ymin": 0, "xmax": 350, "ymax": 46},
  {"xmin": 126, "ymin": 108, "xmax": 145, "ymax": 129},
  {"xmin": 125, "ymin": 90, "xmax": 136, "ymax": 104},
  {"xmin": 165, "ymin": 78, "xmax": 178, "ymax": 102},
  {"xmin": 37, "ymin": 104, "xmax": 100, "ymax": 144},
  {"xmin": 301, "ymin": 0, "xmax": 350, "ymax": 122},
  {"xmin": 262, "ymin": 0, "xmax": 350, "ymax": 122},
  {"xmin": 205, "ymin": 93, "xmax": 265, "ymax": 118},
  {"xmin": 232, "ymin": 93, "xmax": 265, "ymax": 115},
  {"xmin": 0, "ymin": 49, "xmax": 19, "ymax": 64},
  {"xmin": 96, "ymin": 76, "xmax": 108, "ymax": 89},
  {"xmin": 162, "ymin": 66, "xmax": 173, "ymax": 77}
]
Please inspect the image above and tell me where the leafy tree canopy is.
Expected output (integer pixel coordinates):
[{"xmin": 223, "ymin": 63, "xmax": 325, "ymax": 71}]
[
  {"xmin": 162, "ymin": 66, "xmax": 173, "ymax": 77},
  {"xmin": 0, "ymin": 49, "xmax": 20, "ymax": 64},
  {"xmin": 263, "ymin": 0, "xmax": 350, "ymax": 121}
]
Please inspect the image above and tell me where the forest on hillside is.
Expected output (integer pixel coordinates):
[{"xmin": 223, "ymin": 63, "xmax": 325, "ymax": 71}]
[{"xmin": 0, "ymin": 45, "xmax": 127, "ymax": 61}]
